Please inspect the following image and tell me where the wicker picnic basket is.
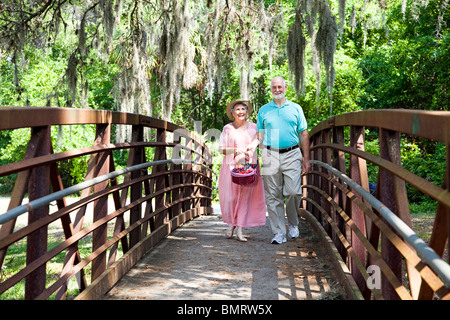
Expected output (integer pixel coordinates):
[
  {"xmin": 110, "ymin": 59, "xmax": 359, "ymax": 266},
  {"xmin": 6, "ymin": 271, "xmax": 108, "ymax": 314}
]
[{"xmin": 230, "ymin": 161, "xmax": 258, "ymax": 185}]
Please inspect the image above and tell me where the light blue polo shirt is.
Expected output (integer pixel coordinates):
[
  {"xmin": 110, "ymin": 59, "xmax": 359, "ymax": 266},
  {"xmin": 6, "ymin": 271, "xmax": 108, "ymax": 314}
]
[{"xmin": 256, "ymin": 99, "xmax": 307, "ymax": 148}]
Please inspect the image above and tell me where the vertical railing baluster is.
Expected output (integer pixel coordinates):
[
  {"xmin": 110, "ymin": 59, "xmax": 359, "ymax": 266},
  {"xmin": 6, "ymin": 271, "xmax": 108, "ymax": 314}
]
[
  {"xmin": 348, "ymin": 125, "xmax": 369, "ymax": 297},
  {"xmin": 321, "ymin": 129, "xmax": 332, "ymax": 236},
  {"xmin": 129, "ymin": 125, "xmax": 144, "ymax": 248},
  {"xmin": 25, "ymin": 126, "xmax": 51, "ymax": 299},
  {"xmin": 183, "ymin": 135, "xmax": 193, "ymax": 212},
  {"xmin": 304, "ymin": 133, "xmax": 314, "ymax": 215},
  {"xmin": 171, "ymin": 133, "xmax": 183, "ymax": 221},
  {"xmin": 312, "ymin": 134, "xmax": 321, "ymax": 220},
  {"xmin": 91, "ymin": 123, "xmax": 111, "ymax": 281},
  {"xmin": 193, "ymin": 138, "xmax": 203, "ymax": 208},
  {"xmin": 332, "ymin": 126, "xmax": 347, "ymax": 260},
  {"xmin": 108, "ymin": 158, "xmax": 129, "ymax": 266},
  {"xmin": 152, "ymin": 127, "xmax": 168, "ymax": 229},
  {"xmin": 204, "ymin": 147, "xmax": 213, "ymax": 208},
  {"xmin": 378, "ymin": 128, "xmax": 403, "ymax": 300}
]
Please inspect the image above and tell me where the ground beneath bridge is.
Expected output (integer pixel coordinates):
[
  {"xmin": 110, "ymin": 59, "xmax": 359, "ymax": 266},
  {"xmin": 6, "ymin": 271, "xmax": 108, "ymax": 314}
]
[{"xmin": 103, "ymin": 204, "xmax": 346, "ymax": 300}]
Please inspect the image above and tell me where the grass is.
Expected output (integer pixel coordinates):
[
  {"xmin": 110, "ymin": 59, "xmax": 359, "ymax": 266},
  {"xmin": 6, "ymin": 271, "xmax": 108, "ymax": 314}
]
[{"xmin": 409, "ymin": 201, "xmax": 438, "ymax": 244}]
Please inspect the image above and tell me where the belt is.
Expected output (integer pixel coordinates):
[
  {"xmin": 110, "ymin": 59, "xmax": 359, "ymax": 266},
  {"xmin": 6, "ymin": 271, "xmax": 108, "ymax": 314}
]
[{"xmin": 266, "ymin": 144, "xmax": 299, "ymax": 153}]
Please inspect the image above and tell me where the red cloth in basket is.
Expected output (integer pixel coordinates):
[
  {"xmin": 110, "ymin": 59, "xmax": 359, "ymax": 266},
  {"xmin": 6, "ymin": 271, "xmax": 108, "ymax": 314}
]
[{"xmin": 230, "ymin": 162, "xmax": 258, "ymax": 185}]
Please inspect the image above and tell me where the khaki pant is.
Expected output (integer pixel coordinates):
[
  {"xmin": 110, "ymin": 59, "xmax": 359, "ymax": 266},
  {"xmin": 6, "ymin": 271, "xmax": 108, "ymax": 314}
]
[{"xmin": 261, "ymin": 147, "xmax": 303, "ymax": 235}]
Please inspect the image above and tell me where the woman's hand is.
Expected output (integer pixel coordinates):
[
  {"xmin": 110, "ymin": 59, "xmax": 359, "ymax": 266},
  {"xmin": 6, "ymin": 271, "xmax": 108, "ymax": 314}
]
[
  {"xmin": 244, "ymin": 148, "xmax": 253, "ymax": 160},
  {"xmin": 234, "ymin": 152, "xmax": 247, "ymax": 164},
  {"xmin": 234, "ymin": 148, "xmax": 246, "ymax": 156}
]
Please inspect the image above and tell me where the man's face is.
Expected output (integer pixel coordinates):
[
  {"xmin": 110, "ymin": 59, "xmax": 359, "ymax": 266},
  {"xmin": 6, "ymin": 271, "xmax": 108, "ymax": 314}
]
[{"xmin": 271, "ymin": 79, "xmax": 286, "ymax": 100}]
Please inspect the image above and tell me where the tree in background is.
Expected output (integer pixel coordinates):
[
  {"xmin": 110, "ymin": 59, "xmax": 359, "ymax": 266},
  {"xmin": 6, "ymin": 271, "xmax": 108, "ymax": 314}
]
[{"xmin": 0, "ymin": 0, "xmax": 448, "ymax": 128}]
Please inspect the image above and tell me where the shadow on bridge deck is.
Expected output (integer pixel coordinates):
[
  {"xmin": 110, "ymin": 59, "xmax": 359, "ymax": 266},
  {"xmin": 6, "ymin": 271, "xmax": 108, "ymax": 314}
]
[{"xmin": 103, "ymin": 204, "xmax": 347, "ymax": 300}]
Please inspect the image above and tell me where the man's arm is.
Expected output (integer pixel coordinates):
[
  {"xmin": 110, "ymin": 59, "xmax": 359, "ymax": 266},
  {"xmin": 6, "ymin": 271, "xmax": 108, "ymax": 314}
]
[
  {"xmin": 246, "ymin": 131, "xmax": 264, "ymax": 153},
  {"xmin": 299, "ymin": 130, "xmax": 311, "ymax": 173}
]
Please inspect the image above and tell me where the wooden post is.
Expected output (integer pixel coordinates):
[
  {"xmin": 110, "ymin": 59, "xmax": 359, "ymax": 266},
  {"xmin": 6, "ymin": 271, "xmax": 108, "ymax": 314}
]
[
  {"xmin": 129, "ymin": 125, "xmax": 144, "ymax": 248},
  {"xmin": 305, "ymin": 133, "xmax": 315, "ymax": 214},
  {"xmin": 152, "ymin": 128, "xmax": 168, "ymax": 229},
  {"xmin": 91, "ymin": 124, "xmax": 111, "ymax": 281},
  {"xmin": 348, "ymin": 126, "xmax": 369, "ymax": 297},
  {"xmin": 183, "ymin": 136, "xmax": 193, "ymax": 212},
  {"xmin": 193, "ymin": 137, "xmax": 203, "ymax": 208},
  {"xmin": 378, "ymin": 128, "xmax": 403, "ymax": 300},
  {"xmin": 171, "ymin": 134, "xmax": 183, "ymax": 219},
  {"xmin": 312, "ymin": 134, "xmax": 321, "ymax": 220},
  {"xmin": 332, "ymin": 126, "xmax": 347, "ymax": 261},
  {"xmin": 203, "ymin": 147, "xmax": 213, "ymax": 208},
  {"xmin": 321, "ymin": 129, "xmax": 332, "ymax": 236},
  {"xmin": 25, "ymin": 126, "xmax": 51, "ymax": 299}
]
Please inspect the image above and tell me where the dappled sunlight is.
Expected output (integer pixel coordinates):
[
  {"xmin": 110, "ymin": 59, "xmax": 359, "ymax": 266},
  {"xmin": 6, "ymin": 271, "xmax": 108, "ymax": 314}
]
[{"xmin": 104, "ymin": 211, "xmax": 344, "ymax": 300}]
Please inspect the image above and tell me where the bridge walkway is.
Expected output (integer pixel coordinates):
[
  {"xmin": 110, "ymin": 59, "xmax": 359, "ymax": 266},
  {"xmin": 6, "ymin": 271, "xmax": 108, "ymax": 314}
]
[{"xmin": 103, "ymin": 204, "xmax": 347, "ymax": 300}]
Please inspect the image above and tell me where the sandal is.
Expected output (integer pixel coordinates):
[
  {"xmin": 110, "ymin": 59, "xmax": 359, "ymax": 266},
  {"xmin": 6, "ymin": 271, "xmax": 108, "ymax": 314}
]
[
  {"xmin": 236, "ymin": 227, "xmax": 247, "ymax": 242},
  {"xmin": 226, "ymin": 226, "xmax": 235, "ymax": 238}
]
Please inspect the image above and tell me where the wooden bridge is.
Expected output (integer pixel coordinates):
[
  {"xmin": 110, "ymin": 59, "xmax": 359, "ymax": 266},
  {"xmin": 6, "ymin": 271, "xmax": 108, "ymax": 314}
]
[{"xmin": 0, "ymin": 107, "xmax": 449, "ymax": 300}]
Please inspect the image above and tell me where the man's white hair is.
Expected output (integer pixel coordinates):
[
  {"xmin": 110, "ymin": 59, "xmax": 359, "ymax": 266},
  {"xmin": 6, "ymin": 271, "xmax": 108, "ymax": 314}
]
[{"xmin": 270, "ymin": 76, "xmax": 286, "ymax": 87}]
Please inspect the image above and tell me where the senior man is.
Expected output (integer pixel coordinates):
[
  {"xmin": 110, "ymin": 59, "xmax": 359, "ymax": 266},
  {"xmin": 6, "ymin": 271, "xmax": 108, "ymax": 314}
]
[{"xmin": 256, "ymin": 76, "xmax": 311, "ymax": 244}]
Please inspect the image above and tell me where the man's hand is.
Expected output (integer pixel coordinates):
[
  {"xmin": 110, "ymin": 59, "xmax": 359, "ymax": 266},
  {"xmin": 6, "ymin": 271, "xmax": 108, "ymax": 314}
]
[
  {"xmin": 302, "ymin": 158, "xmax": 311, "ymax": 174},
  {"xmin": 299, "ymin": 129, "xmax": 311, "ymax": 174}
]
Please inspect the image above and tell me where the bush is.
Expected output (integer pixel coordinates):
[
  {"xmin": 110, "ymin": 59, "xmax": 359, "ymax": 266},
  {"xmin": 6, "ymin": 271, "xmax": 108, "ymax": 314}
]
[{"xmin": 401, "ymin": 140, "xmax": 446, "ymax": 204}]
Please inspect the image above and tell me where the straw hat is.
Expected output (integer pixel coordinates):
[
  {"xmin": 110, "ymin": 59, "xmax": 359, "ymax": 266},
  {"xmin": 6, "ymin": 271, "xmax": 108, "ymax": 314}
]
[{"xmin": 226, "ymin": 99, "xmax": 253, "ymax": 121}]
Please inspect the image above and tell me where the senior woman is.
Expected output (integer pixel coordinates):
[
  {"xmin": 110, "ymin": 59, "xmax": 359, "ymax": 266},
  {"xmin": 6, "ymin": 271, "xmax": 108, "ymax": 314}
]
[{"xmin": 218, "ymin": 99, "xmax": 266, "ymax": 242}]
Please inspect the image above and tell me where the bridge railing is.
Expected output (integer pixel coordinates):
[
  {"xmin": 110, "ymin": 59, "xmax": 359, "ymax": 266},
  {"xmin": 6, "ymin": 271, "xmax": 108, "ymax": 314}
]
[
  {"xmin": 303, "ymin": 109, "xmax": 450, "ymax": 300},
  {"xmin": 0, "ymin": 107, "xmax": 213, "ymax": 300}
]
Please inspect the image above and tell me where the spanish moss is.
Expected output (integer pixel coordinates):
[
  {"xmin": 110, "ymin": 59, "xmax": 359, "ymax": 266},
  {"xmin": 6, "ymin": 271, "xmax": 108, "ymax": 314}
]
[{"xmin": 0, "ymin": 0, "xmax": 448, "ymax": 122}]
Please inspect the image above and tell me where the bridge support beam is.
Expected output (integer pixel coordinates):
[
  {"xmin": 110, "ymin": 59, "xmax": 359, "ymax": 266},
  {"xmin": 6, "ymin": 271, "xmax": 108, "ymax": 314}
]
[
  {"xmin": 25, "ymin": 126, "xmax": 51, "ymax": 299},
  {"xmin": 129, "ymin": 125, "xmax": 144, "ymax": 248},
  {"xmin": 152, "ymin": 128, "xmax": 168, "ymax": 230},
  {"xmin": 331, "ymin": 126, "xmax": 347, "ymax": 261},
  {"xmin": 92, "ymin": 124, "xmax": 111, "ymax": 281},
  {"xmin": 378, "ymin": 129, "xmax": 418, "ymax": 300},
  {"xmin": 348, "ymin": 126, "xmax": 369, "ymax": 298}
]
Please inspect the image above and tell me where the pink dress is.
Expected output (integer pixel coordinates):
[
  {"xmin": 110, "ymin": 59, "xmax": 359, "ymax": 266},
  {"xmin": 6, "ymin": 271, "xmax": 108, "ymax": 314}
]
[{"xmin": 218, "ymin": 122, "xmax": 266, "ymax": 228}]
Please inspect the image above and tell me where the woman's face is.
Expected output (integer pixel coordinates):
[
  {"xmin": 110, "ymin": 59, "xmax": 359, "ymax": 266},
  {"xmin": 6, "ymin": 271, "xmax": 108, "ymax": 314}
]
[{"xmin": 232, "ymin": 104, "xmax": 248, "ymax": 121}]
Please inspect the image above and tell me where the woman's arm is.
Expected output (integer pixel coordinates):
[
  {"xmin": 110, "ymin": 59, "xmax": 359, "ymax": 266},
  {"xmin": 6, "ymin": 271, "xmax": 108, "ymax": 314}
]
[{"xmin": 219, "ymin": 146, "xmax": 236, "ymax": 156}]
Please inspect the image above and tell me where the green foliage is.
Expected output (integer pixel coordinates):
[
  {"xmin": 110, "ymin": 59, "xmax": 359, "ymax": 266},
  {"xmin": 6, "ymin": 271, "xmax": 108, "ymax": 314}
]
[
  {"xmin": 0, "ymin": 129, "xmax": 30, "ymax": 193},
  {"xmin": 358, "ymin": 1, "xmax": 450, "ymax": 111},
  {"xmin": 401, "ymin": 141, "xmax": 446, "ymax": 203},
  {"xmin": 359, "ymin": 35, "xmax": 450, "ymax": 110},
  {"xmin": 52, "ymin": 125, "xmax": 96, "ymax": 189}
]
